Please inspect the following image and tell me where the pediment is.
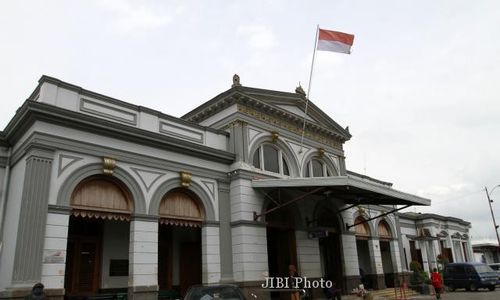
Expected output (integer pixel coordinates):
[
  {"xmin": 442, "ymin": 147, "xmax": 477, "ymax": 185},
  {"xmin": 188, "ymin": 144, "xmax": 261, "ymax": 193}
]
[{"xmin": 182, "ymin": 86, "xmax": 351, "ymax": 143}]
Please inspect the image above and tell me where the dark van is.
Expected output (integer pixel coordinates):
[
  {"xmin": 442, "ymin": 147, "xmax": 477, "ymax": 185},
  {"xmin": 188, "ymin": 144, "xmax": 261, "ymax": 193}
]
[{"xmin": 444, "ymin": 262, "xmax": 498, "ymax": 291}]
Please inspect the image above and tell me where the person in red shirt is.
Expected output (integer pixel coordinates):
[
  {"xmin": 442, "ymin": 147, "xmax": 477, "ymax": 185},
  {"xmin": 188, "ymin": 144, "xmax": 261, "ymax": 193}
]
[{"xmin": 430, "ymin": 268, "xmax": 443, "ymax": 299}]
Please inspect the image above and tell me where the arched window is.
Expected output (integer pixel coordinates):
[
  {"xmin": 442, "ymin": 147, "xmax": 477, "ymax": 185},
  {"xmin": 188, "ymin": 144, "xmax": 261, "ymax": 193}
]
[
  {"xmin": 354, "ymin": 216, "xmax": 371, "ymax": 239},
  {"xmin": 159, "ymin": 189, "xmax": 204, "ymax": 227},
  {"xmin": 378, "ymin": 220, "xmax": 392, "ymax": 239},
  {"xmin": 304, "ymin": 158, "xmax": 335, "ymax": 177},
  {"xmin": 70, "ymin": 176, "xmax": 133, "ymax": 221},
  {"xmin": 252, "ymin": 144, "xmax": 290, "ymax": 176}
]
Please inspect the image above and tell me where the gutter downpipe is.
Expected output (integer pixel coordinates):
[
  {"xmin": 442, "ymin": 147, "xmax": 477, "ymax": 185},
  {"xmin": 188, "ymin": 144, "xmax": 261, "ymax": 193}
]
[{"xmin": 0, "ymin": 147, "xmax": 12, "ymax": 257}]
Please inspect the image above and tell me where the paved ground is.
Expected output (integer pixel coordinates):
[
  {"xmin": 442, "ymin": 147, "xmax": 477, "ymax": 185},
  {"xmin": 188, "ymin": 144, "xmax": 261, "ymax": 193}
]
[
  {"xmin": 414, "ymin": 289, "xmax": 500, "ymax": 300},
  {"xmin": 366, "ymin": 289, "xmax": 500, "ymax": 300},
  {"xmin": 338, "ymin": 288, "xmax": 500, "ymax": 300}
]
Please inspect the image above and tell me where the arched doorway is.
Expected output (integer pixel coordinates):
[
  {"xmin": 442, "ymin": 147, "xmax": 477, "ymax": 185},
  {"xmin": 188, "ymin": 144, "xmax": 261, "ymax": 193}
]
[
  {"xmin": 378, "ymin": 220, "xmax": 394, "ymax": 288},
  {"xmin": 265, "ymin": 196, "xmax": 299, "ymax": 300},
  {"xmin": 316, "ymin": 206, "xmax": 344, "ymax": 293},
  {"xmin": 158, "ymin": 189, "xmax": 203, "ymax": 297},
  {"xmin": 355, "ymin": 216, "xmax": 373, "ymax": 289},
  {"xmin": 266, "ymin": 204, "xmax": 298, "ymax": 275},
  {"xmin": 65, "ymin": 176, "xmax": 133, "ymax": 297}
]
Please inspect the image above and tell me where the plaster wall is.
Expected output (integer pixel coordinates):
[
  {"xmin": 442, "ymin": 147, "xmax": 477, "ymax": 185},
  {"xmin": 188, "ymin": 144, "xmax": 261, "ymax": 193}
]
[
  {"xmin": 295, "ymin": 231, "xmax": 321, "ymax": 278},
  {"xmin": 101, "ymin": 220, "xmax": 129, "ymax": 289},
  {"xmin": 229, "ymin": 179, "xmax": 263, "ymax": 222},
  {"xmin": 231, "ymin": 225, "xmax": 268, "ymax": 282}
]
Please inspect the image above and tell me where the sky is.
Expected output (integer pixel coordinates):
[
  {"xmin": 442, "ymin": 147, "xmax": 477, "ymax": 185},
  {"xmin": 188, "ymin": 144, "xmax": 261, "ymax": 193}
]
[{"xmin": 1, "ymin": 0, "xmax": 499, "ymax": 244}]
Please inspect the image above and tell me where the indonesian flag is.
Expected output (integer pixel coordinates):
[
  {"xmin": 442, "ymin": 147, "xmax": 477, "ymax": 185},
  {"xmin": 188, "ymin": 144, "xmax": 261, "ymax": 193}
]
[{"xmin": 317, "ymin": 28, "xmax": 355, "ymax": 54}]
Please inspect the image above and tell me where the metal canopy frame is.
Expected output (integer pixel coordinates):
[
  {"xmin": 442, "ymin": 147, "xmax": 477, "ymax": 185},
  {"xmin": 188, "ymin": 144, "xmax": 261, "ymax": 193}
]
[
  {"xmin": 346, "ymin": 204, "xmax": 410, "ymax": 231},
  {"xmin": 252, "ymin": 177, "xmax": 429, "ymax": 228},
  {"xmin": 252, "ymin": 177, "xmax": 431, "ymax": 206},
  {"xmin": 253, "ymin": 187, "xmax": 325, "ymax": 221}
]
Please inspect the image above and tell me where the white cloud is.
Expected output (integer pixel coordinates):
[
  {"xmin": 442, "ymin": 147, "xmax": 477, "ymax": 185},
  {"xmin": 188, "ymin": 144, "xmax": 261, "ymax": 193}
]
[
  {"xmin": 95, "ymin": 0, "xmax": 172, "ymax": 32},
  {"xmin": 237, "ymin": 25, "xmax": 276, "ymax": 50},
  {"xmin": 418, "ymin": 183, "xmax": 476, "ymax": 199}
]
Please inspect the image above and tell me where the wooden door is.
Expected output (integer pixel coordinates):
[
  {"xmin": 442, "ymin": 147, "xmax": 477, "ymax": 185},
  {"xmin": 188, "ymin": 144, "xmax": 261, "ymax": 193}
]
[
  {"xmin": 67, "ymin": 237, "xmax": 101, "ymax": 295},
  {"xmin": 158, "ymin": 226, "xmax": 173, "ymax": 291},
  {"xmin": 179, "ymin": 241, "xmax": 201, "ymax": 296},
  {"xmin": 267, "ymin": 227, "xmax": 298, "ymax": 300},
  {"xmin": 319, "ymin": 234, "xmax": 344, "ymax": 292}
]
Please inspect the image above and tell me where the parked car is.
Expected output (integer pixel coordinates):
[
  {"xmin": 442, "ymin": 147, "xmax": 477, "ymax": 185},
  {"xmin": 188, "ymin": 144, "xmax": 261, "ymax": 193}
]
[
  {"xmin": 443, "ymin": 262, "xmax": 498, "ymax": 291},
  {"xmin": 488, "ymin": 263, "xmax": 500, "ymax": 284},
  {"xmin": 184, "ymin": 284, "xmax": 247, "ymax": 300}
]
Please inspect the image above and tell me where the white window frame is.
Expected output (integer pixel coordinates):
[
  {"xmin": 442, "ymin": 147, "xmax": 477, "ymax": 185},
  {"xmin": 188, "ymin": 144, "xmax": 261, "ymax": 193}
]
[{"xmin": 254, "ymin": 144, "xmax": 290, "ymax": 176}]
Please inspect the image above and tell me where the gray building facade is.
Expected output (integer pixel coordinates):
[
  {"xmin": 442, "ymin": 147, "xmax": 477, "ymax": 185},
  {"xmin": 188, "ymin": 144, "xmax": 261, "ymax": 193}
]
[{"xmin": 0, "ymin": 75, "xmax": 434, "ymax": 299}]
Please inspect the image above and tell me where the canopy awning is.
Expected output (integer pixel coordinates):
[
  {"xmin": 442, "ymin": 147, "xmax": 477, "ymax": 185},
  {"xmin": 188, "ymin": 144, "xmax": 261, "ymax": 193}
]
[{"xmin": 252, "ymin": 175, "xmax": 431, "ymax": 206}]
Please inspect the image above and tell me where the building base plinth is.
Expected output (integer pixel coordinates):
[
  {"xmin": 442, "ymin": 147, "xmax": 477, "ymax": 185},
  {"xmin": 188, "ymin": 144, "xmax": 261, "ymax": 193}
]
[
  {"xmin": 0, "ymin": 288, "xmax": 64, "ymax": 300},
  {"xmin": 128, "ymin": 285, "xmax": 158, "ymax": 300},
  {"xmin": 343, "ymin": 275, "xmax": 362, "ymax": 294}
]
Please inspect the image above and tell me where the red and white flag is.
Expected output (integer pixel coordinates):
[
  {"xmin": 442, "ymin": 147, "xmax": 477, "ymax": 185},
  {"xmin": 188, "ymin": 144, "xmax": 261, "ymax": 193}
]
[{"xmin": 317, "ymin": 28, "xmax": 355, "ymax": 54}]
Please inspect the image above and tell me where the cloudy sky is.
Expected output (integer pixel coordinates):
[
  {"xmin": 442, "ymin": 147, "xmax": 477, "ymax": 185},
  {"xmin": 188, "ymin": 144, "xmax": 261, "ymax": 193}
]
[{"xmin": 1, "ymin": 0, "xmax": 499, "ymax": 243}]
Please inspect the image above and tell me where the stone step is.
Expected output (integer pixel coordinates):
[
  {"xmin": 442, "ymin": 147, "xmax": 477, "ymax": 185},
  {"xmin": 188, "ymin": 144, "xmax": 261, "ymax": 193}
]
[{"xmin": 368, "ymin": 287, "xmax": 421, "ymax": 300}]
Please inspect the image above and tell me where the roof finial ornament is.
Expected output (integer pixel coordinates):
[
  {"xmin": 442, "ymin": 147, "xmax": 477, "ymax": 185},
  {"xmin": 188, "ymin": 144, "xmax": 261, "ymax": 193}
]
[
  {"xmin": 232, "ymin": 74, "xmax": 241, "ymax": 87},
  {"xmin": 295, "ymin": 84, "xmax": 306, "ymax": 97}
]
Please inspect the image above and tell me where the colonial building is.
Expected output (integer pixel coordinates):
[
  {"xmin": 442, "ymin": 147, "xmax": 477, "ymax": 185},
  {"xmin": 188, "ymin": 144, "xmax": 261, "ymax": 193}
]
[
  {"xmin": 0, "ymin": 75, "xmax": 432, "ymax": 299},
  {"xmin": 473, "ymin": 243, "xmax": 500, "ymax": 264},
  {"xmin": 398, "ymin": 213, "xmax": 473, "ymax": 273}
]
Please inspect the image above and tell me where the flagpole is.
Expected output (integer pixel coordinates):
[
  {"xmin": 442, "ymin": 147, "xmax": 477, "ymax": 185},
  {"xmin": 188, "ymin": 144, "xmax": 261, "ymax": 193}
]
[{"xmin": 299, "ymin": 24, "xmax": 319, "ymax": 153}]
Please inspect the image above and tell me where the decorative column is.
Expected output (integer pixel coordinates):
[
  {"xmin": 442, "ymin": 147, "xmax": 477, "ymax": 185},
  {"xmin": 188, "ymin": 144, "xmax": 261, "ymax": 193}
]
[
  {"xmin": 367, "ymin": 237, "xmax": 385, "ymax": 289},
  {"xmin": 389, "ymin": 239, "xmax": 403, "ymax": 286},
  {"xmin": 12, "ymin": 149, "xmax": 54, "ymax": 286},
  {"xmin": 129, "ymin": 216, "xmax": 159, "ymax": 300},
  {"xmin": 231, "ymin": 222, "xmax": 268, "ymax": 282},
  {"xmin": 229, "ymin": 177, "xmax": 268, "ymax": 283},
  {"xmin": 341, "ymin": 232, "xmax": 361, "ymax": 291},
  {"xmin": 217, "ymin": 182, "xmax": 233, "ymax": 282},
  {"xmin": 341, "ymin": 210, "xmax": 360, "ymax": 292},
  {"xmin": 40, "ymin": 207, "xmax": 71, "ymax": 299},
  {"xmin": 419, "ymin": 241, "xmax": 430, "ymax": 273},
  {"xmin": 202, "ymin": 223, "xmax": 221, "ymax": 283}
]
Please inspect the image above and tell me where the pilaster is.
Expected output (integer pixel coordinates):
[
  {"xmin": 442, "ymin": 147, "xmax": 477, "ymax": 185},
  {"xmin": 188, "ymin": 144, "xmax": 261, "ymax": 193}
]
[
  {"xmin": 231, "ymin": 222, "xmax": 268, "ymax": 282},
  {"xmin": 202, "ymin": 224, "xmax": 221, "ymax": 283},
  {"xmin": 217, "ymin": 182, "xmax": 233, "ymax": 282},
  {"xmin": 128, "ymin": 218, "xmax": 158, "ymax": 300},
  {"xmin": 12, "ymin": 149, "xmax": 54, "ymax": 285},
  {"xmin": 41, "ymin": 209, "xmax": 70, "ymax": 291},
  {"xmin": 367, "ymin": 238, "xmax": 385, "ymax": 289}
]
